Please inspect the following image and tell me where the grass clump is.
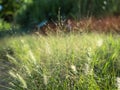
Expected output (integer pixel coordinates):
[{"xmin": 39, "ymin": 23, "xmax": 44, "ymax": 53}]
[{"xmin": 1, "ymin": 33, "xmax": 120, "ymax": 90}]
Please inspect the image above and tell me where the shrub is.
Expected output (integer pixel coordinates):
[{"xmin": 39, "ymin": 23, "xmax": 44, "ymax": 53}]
[{"xmin": 0, "ymin": 19, "xmax": 12, "ymax": 31}]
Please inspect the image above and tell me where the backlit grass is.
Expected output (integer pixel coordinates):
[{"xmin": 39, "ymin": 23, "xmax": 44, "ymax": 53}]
[{"xmin": 0, "ymin": 33, "xmax": 120, "ymax": 90}]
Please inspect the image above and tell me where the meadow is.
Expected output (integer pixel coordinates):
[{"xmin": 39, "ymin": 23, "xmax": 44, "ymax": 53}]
[
  {"xmin": 0, "ymin": 32, "xmax": 120, "ymax": 90},
  {"xmin": 1, "ymin": 0, "xmax": 120, "ymax": 90}
]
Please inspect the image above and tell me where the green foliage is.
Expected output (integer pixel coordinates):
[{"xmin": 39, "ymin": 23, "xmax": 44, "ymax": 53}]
[
  {"xmin": 1, "ymin": 33, "xmax": 120, "ymax": 89},
  {"xmin": 93, "ymin": 35, "xmax": 120, "ymax": 89},
  {"xmin": 0, "ymin": 0, "xmax": 120, "ymax": 27},
  {"xmin": 15, "ymin": 0, "xmax": 120, "ymax": 27},
  {"xmin": 16, "ymin": 0, "xmax": 74, "ymax": 27},
  {"xmin": 0, "ymin": 19, "xmax": 12, "ymax": 31},
  {"xmin": 0, "ymin": 0, "xmax": 24, "ymax": 22}
]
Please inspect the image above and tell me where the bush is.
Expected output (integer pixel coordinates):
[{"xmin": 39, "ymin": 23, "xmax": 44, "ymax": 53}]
[{"xmin": 0, "ymin": 19, "xmax": 12, "ymax": 31}]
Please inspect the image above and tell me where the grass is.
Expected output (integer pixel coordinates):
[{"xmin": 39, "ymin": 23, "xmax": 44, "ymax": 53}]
[{"xmin": 0, "ymin": 33, "xmax": 120, "ymax": 90}]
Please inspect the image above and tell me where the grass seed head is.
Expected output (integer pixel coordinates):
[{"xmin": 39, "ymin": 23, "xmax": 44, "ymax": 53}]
[
  {"xmin": 71, "ymin": 65, "xmax": 77, "ymax": 73},
  {"xmin": 97, "ymin": 39, "xmax": 103, "ymax": 47},
  {"xmin": 28, "ymin": 50, "xmax": 36, "ymax": 65},
  {"xmin": 43, "ymin": 74, "xmax": 48, "ymax": 85}
]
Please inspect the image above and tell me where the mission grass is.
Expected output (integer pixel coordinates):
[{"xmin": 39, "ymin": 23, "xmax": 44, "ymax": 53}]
[{"xmin": 1, "ymin": 33, "xmax": 120, "ymax": 90}]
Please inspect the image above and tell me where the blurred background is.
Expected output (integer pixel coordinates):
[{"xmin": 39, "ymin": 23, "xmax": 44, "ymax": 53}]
[{"xmin": 0, "ymin": 0, "xmax": 120, "ymax": 31}]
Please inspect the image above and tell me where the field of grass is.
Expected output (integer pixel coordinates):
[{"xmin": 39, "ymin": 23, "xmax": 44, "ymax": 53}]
[{"xmin": 0, "ymin": 33, "xmax": 120, "ymax": 90}]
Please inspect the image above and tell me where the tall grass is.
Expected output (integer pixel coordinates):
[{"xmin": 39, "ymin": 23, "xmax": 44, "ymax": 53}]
[{"xmin": 0, "ymin": 33, "xmax": 119, "ymax": 90}]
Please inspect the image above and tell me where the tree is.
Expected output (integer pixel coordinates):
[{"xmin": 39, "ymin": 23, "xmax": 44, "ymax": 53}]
[{"xmin": 0, "ymin": 0, "xmax": 24, "ymax": 22}]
